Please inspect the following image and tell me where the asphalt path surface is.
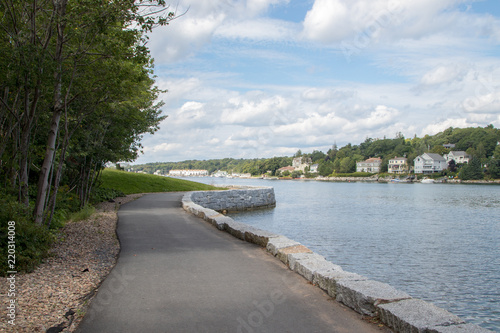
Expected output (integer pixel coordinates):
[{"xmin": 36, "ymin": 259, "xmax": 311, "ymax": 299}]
[{"xmin": 77, "ymin": 192, "xmax": 388, "ymax": 333}]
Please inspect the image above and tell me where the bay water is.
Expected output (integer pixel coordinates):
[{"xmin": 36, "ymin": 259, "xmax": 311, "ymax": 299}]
[{"xmin": 193, "ymin": 177, "xmax": 500, "ymax": 331}]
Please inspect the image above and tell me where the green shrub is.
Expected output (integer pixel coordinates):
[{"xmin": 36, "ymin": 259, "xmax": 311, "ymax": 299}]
[
  {"xmin": 0, "ymin": 194, "xmax": 54, "ymax": 276},
  {"xmin": 69, "ymin": 205, "xmax": 96, "ymax": 222},
  {"xmin": 330, "ymin": 172, "xmax": 374, "ymax": 177},
  {"xmin": 90, "ymin": 187, "xmax": 125, "ymax": 204}
]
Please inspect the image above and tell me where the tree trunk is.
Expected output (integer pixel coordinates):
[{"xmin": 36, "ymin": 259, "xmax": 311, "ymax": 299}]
[{"xmin": 34, "ymin": 0, "xmax": 68, "ymax": 225}]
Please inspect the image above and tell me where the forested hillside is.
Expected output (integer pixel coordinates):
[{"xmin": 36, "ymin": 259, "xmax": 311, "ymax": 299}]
[{"xmin": 134, "ymin": 126, "xmax": 500, "ymax": 178}]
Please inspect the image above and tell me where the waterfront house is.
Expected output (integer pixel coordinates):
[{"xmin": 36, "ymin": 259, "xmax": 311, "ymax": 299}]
[
  {"xmin": 212, "ymin": 170, "xmax": 228, "ymax": 177},
  {"xmin": 388, "ymin": 157, "xmax": 409, "ymax": 174},
  {"xmin": 309, "ymin": 164, "xmax": 319, "ymax": 173},
  {"xmin": 444, "ymin": 151, "xmax": 470, "ymax": 164},
  {"xmin": 414, "ymin": 153, "xmax": 447, "ymax": 174},
  {"xmin": 292, "ymin": 157, "xmax": 312, "ymax": 172},
  {"xmin": 169, "ymin": 169, "xmax": 209, "ymax": 177},
  {"xmin": 278, "ymin": 166, "xmax": 295, "ymax": 175},
  {"xmin": 356, "ymin": 157, "xmax": 382, "ymax": 173}
]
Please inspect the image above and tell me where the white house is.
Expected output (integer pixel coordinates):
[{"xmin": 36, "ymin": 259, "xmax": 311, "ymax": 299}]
[
  {"xmin": 212, "ymin": 170, "xmax": 228, "ymax": 177},
  {"xmin": 388, "ymin": 157, "xmax": 408, "ymax": 174},
  {"xmin": 356, "ymin": 157, "xmax": 382, "ymax": 173},
  {"xmin": 444, "ymin": 151, "xmax": 470, "ymax": 164},
  {"xmin": 414, "ymin": 153, "xmax": 448, "ymax": 174},
  {"xmin": 169, "ymin": 169, "xmax": 209, "ymax": 177},
  {"xmin": 292, "ymin": 157, "xmax": 312, "ymax": 172},
  {"xmin": 309, "ymin": 164, "xmax": 319, "ymax": 173}
]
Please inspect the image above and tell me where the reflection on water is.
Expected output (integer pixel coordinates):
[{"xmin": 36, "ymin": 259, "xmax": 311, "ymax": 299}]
[{"xmin": 194, "ymin": 177, "xmax": 500, "ymax": 331}]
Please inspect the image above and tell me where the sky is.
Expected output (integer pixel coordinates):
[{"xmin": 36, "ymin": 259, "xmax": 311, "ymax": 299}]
[{"xmin": 134, "ymin": 0, "xmax": 500, "ymax": 164}]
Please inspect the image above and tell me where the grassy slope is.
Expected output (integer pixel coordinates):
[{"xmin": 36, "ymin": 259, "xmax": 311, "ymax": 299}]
[{"xmin": 100, "ymin": 168, "xmax": 219, "ymax": 194}]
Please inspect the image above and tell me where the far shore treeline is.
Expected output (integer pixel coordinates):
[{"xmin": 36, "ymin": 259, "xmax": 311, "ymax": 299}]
[{"xmin": 133, "ymin": 126, "xmax": 500, "ymax": 179}]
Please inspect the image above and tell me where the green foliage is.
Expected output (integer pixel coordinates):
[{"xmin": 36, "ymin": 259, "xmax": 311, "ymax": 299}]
[
  {"xmin": 0, "ymin": 194, "xmax": 54, "ymax": 276},
  {"xmin": 0, "ymin": 0, "xmax": 174, "ymax": 226},
  {"xmin": 69, "ymin": 205, "xmax": 96, "ymax": 222},
  {"xmin": 91, "ymin": 187, "xmax": 126, "ymax": 204},
  {"xmin": 459, "ymin": 156, "xmax": 484, "ymax": 180},
  {"xmin": 318, "ymin": 161, "xmax": 334, "ymax": 177},
  {"xmin": 486, "ymin": 159, "xmax": 500, "ymax": 179},
  {"xmin": 100, "ymin": 168, "xmax": 220, "ymax": 194},
  {"xmin": 331, "ymin": 172, "xmax": 374, "ymax": 178}
]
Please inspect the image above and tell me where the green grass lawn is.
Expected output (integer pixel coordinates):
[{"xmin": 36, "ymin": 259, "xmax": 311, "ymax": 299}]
[{"xmin": 100, "ymin": 168, "xmax": 220, "ymax": 194}]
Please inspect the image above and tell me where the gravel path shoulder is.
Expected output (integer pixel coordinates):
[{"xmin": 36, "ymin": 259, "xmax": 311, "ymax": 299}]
[{"xmin": 0, "ymin": 194, "xmax": 143, "ymax": 333}]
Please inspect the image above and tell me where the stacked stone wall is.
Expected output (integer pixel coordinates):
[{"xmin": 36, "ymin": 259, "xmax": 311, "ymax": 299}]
[{"xmin": 189, "ymin": 186, "xmax": 276, "ymax": 212}]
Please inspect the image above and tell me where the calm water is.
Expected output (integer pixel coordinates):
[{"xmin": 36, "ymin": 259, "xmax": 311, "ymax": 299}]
[{"xmin": 193, "ymin": 177, "xmax": 500, "ymax": 331}]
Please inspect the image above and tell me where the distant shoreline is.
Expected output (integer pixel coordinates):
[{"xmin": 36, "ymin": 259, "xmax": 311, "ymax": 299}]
[{"xmin": 168, "ymin": 174, "xmax": 500, "ymax": 185}]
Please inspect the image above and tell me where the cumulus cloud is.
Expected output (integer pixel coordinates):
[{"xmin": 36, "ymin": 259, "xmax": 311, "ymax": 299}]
[
  {"xmin": 422, "ymin": 118, "xmax": 476, "ymax": 136},
  {"xmin": 420, "ymin": 65, "xmax": 466, "ymax": 87},
  {"xmin": 343, "ymin": 105, "xmax": 399, "ymax": 131},
  {"xmin": 461, "ymin": 67, "xmax": 500, "ymax": 113},
  {"xmin": 148, "ymin": 0, "xmax": 293, "ymax": 62},
  {"xmin": 221, "ymin": 93, "xmax": 290, "ymax": 126},
  {"xmin": 301, "ymin": 0, "xmax": 497, "ymax": 47}
]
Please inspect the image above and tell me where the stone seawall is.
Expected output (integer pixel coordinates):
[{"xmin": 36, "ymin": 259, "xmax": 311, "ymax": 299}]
[
  {"xmin": 182, "ymin": 189, "xmax": 492, "ymax": 333},
  {"xmin": 189, "ymin": 186, "xmax": 276, "ymax": 213}
]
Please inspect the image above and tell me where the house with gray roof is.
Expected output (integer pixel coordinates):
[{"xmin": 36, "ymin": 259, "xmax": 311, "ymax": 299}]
[
  {"xmin": 444, "ymin": 151, "xmax": 470, "ymax": 164},
  {"xmin": 414, "ymin": 153, "xmax": 448, "ymax": 174}
]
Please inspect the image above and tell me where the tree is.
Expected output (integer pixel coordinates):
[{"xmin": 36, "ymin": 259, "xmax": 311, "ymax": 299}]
[
  {"xmin": 430, "ymin": 145, "xmax": 449, "ymax": 155},
  {"xmin": 318, "ymin": 161, "xmax": 334, "ymax": 176},
  {"xmin": 486, "ymin": 158, "xmax": 500, "ymax": 179},
  {"xmin": 0, "ymin": 0, "xmax": 177, "ymax": 226},
  {"xmin": 495, "ymin": 145, "xmax": 500, "ymax": 159},
  {"xmin": 309, "ymin": 150, "xmax": 326, "ymax": 162},
  {"xmin": 459, "ymin": 156, "xmax": 483, "ymax": 180},
  {"xmin": 448, "ymin": 159, "xmax": 457, "ymax": 173},
  {"xmin": 32, "ymin": 0, "xmax": 176, "ymax": 225},
  {"xmin": 339, "ymin": 157, "xmax": 355, "ymax": 173}
]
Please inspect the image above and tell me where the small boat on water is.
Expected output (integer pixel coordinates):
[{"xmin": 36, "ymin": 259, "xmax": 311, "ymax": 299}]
[{"xmin": 421, "ymin": 177, "xmax": 434, "ymax": 184}]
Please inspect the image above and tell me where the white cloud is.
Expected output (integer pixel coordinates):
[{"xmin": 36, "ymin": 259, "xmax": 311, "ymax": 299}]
[
  {"xmin": 302, "ymin": 0, "xmax": 500, "ymax": 47},
  {"xmin": 422, "ymin": 118, "xmax": 476, "ymax": 136},
  {"xmin": 301, "ymin": 88, "xmax": 356, "ymax": 101},
  {"xmin": 221, "ymin": 93, "xmax": 289, "ymax": 126},
  {"xmin": 148, "ymin": 0, "xmax": 294, "ymax": 62},
  {"xmin": 215, "ymin": 18, "xmax": 297, "ymax": 41},
  {"xmin": 145, "ymin": 142, "xmax": 184, "ymax": 153},
  {"xmin": 420, "ymin": 65, "xmax": 466, "ymax": 86},
  {"xmin": 178, "ymin": 101, "xmax": 206, "ymax": 120}
]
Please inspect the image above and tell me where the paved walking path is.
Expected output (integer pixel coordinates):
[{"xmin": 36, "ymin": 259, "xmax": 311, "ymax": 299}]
[{"xmin": 77, "ymin": 193, "xmax": 387, "ymax": 332}]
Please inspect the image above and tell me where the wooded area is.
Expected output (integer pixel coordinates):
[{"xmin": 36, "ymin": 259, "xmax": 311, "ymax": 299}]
[{"xmin": 0, "ymin": 0, "xmax": 175, "ymax": 227}]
